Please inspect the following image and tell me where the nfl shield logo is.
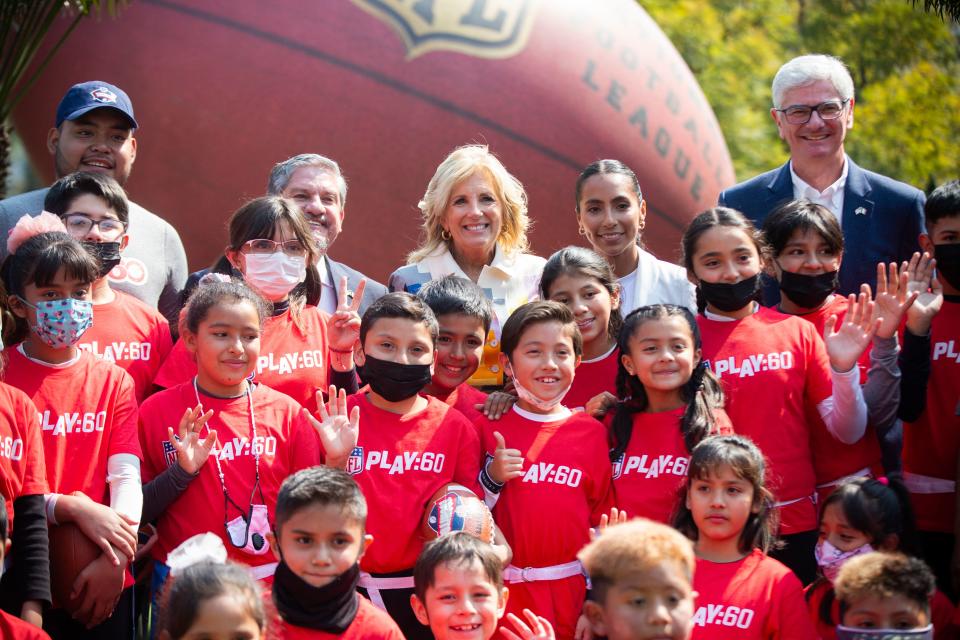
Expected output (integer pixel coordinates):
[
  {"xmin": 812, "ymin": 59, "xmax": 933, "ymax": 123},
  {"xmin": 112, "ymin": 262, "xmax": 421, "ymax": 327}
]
[
  {"xmin": 346, "ymin": 447, "xmax": 364, "ymax": 475},
  {"xmin": 352, "ymin": 0, "xmax": 537, "ymax": 60},
  {"xmin": 163, "ymin": 440, "xmax": 178, "ymax": 468},
  {"xmin": 612, "ymin": 453, "xmax": 624, "ymax": 480}
]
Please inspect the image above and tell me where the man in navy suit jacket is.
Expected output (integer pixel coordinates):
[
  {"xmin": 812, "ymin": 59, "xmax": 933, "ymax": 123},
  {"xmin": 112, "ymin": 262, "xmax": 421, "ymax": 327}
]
[
  {"xmin": 268, "ymin": 153, "xmax": 387, "ymax": 314},
  {"xmin": 719, "ymin": 54, "xmax": 925, "ymax": 304}
]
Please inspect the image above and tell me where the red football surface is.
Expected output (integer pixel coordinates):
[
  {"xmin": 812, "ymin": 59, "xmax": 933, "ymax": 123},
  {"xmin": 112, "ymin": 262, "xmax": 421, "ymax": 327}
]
[
  {"xmin": 422, "ymin": 482, "xmax": 495, "ymax": 543},
  {"xmin": 48, "ymin": 522, "xmax": 100, "ymax": 612},
  {"xmin": 13, "ymin": 0, "xmax": 734, "ymax": 280}
]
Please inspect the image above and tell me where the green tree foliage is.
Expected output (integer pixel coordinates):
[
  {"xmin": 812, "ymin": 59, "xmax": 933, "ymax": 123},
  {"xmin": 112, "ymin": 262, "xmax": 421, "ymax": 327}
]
[
  {"xmin": 0, "ymin": 1, "xmax": 126, "ymax": 197},
  {"xmin": 641, "ymin": 0, "xmax": 959, "ymax": 190}
]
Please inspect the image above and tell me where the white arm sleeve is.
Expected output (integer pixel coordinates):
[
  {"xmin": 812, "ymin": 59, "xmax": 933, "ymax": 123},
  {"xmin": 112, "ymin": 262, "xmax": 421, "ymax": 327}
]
[
  {"xmin": 816, "ymin": 365, "xmax": 868, "ymax": 445},
  {"xmin": 44, "ymin": 494, "xmax": 60, "ymax": 524},
  {"xmin": 107, "ymin": 453, "xmax": 142, "ymax": 528}
]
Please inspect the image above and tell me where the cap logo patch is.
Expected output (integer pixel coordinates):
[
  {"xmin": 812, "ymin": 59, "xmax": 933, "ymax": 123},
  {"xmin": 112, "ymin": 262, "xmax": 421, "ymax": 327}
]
[{"xmin": 90, "ymin": 87, "xmax": 118, "ymax": 103}]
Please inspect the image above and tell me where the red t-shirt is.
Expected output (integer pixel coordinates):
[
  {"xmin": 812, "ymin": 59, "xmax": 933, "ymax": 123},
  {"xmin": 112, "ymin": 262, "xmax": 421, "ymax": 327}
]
[
  {"xmin": 433, "ymin": 383, "xmax": 488, "ymax": 424},
  {"xmin": 0, "ymin": 610, "xmax": 51, "ymax": 640},
  {"xmin": 698, "ymin": 307, "xmax": 832, "ymax": 534},
  {"xmin": 612, "ymin": 407, "xmax": 732, "ymax": 524},
  {"xmin": 791, "ymin": 297, "xmax": 882, "ymax": 491},
  {"xmin": 78, "ymin": 291, "xmax": 173, "ymax": 402},
  {"xmin": 691, "ymin": 549, "xmax": 816, "ymax": 639},
  {"xmin": 344, "ymin": 393, "xmax": 482, "ymax": 574},
  {"xmin": 564, "ymin": 346, "xmax": 619, "ymax": 411},
  {"xmin": 139, "ymin": 381, "xmax": 320, "ymax": 567},
  {"xmin": 0, "ymin": 382, "xmax": 48, "ymax": 533},
  {"xmin": 264, "ymin": 591, "xmax": 404, "ymax": 640},
  {"xmin": 4, "ymin": 347, "xmax": 141, "ymax": 500},
  {"xmin": 903, "ymin": 299, "xmax": 960, "ymax": 532},
  {"xmin": 154, "ymin": 307, "xmax": 331, "ymax": 411},
  {"xmin": 805, "ymin": 579, "xmax": 957, "ymax": 640},
  {"xmin": 479, "ymin": 406, "xmax": 613, "ymax": 567}
]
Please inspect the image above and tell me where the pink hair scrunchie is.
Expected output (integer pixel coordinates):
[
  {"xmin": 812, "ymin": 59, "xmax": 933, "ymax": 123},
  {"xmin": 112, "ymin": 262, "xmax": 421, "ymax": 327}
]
[{"xmin": 6, "ymin": 212, "xmax": 67, "ymax": 255}]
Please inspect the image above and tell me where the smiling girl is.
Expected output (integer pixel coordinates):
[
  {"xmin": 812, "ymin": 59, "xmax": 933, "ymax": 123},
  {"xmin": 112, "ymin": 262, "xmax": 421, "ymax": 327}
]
[{"xmin": 540, "ymin": 246, "xmax": 622, "ymax": 411}]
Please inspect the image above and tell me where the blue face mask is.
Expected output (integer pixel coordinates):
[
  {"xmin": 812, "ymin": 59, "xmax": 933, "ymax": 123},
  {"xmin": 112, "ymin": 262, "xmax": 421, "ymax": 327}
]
[
  {"xmin": 17, "ymin": 297, "xmax": 93, "ymax": 349},
  {"xmin": 836, "ymin": 624, "xmax": 933, "ymax": 640}
]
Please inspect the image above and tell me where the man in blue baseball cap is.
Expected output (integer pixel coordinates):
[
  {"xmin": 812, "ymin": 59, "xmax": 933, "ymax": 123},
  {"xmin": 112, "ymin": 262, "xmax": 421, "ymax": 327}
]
[{"xmin": 0, "ymin": 80, "xmax": 187, "ymax": 324}]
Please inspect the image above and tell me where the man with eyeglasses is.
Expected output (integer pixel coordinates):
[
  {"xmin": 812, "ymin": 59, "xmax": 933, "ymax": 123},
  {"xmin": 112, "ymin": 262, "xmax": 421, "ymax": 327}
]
[
  {"xmin": 719, "ymin": 54, "xmax": 925, "ymax": 301},
  {"xmin": 0, "ymin": 80, "xmax": 188, "ymax": 325}
]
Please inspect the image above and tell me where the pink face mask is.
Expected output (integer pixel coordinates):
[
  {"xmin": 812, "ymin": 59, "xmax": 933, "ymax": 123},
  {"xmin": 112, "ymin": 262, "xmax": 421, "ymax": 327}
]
[
  {"xmin": 815, "ymin": 538, "xmax": 874, "ymax": 582},
  {"xmin": 225, "ymin": 503, "xmax": 271, "ymax": 556}
]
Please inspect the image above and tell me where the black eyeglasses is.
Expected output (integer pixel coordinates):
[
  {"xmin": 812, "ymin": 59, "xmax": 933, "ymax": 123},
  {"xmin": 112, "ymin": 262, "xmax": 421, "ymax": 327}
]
[
  {"xmin": 63, "ymin": 214, "xmax": 126, "ymax": 238},
  {"xmin": 775, "ymin": 99, "xmax": 849, "ymax": 125}
]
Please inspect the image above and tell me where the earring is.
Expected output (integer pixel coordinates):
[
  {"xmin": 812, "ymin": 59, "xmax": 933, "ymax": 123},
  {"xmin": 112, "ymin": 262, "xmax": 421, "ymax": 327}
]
[{"xmin": 441, "ymin": 228, "xmax": 451, "ymax": 241}]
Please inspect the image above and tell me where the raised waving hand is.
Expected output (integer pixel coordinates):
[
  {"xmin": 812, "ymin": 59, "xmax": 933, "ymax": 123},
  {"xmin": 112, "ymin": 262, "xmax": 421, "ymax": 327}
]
[{"xmin": 306, "ymin": 385, "xmax": 360, "ymax": 468}]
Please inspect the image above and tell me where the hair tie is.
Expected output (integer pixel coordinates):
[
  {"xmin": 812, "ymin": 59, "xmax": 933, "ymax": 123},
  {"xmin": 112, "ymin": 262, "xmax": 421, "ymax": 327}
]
[
  {"xmin": 166, "ymin": 533, "xmax": 227, "ymax": 577},
  {"xmin": 876, "ymin": 476, "xmax": 889, "ymax": 486},
  {"xmin": 6, "ymin": 212, "xmax": 67, "ymax": 255},
  {"xmin": 199, "ymin": 272, "xmax": 232, "ymax": 286}
]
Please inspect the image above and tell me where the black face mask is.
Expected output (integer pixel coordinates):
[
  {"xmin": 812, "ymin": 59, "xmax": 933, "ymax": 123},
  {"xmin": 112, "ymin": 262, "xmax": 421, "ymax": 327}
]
[
  {"xmin": 778, "ymin": 267, "xmax": 838, "ymax": 309},
  {"xmin": 361, "ymin": 353, "xmax": 433, "ymax": 402},
  {"xmin": 699, "ymin": 274, "xmax": 761, "ymax": 312},
  {"xmin": 272, "ymin": 560, "xmax": 360, "ymax": 633},
  {"xmin": 935, "ymin": 243, "xmax": 960, "ymax": 291},
  {"xmin": 82, "ymin": 241, "xmax": 122, "ymax": 279}
]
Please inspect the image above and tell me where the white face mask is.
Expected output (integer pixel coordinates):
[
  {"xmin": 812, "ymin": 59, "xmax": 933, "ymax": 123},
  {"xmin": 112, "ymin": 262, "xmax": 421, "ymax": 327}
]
[
  {"xmin": 242, "ymin": 253, "xmax": 307, "ymax": 302},
  {"xmin": 506, "ymin": 363, "xmax": 572, "ymax": 412}
]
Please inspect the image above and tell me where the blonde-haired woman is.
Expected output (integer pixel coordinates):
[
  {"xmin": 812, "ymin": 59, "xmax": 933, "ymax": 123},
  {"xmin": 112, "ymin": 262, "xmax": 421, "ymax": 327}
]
[{"xmin": 389, "ymin": 145, "xmax": 545, "ymax": 386}]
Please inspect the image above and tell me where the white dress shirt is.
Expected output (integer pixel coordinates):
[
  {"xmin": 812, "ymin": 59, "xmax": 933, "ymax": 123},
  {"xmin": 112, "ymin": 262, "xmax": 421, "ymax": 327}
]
[{"xmin": 790, "ymin": 157, "xmax": 849, "ymax": 225}]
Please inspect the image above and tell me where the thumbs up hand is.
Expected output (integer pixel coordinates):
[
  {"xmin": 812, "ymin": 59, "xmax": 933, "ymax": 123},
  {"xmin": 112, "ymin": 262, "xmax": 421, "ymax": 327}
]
[{"xmin": 489, "ymin": 431, "xmax": 524, "ymax": 484}]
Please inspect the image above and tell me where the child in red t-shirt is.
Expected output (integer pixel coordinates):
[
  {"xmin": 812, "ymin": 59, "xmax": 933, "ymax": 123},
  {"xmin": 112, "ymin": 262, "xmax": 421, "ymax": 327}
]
[
  {"xmin": 761, "ymin": 200, "xmax": 923, "ymax": 495},
  {"xmin": 805, "ymin": 477, "xmax": 957, "ymax": 640},
  {"xmin": 605, "ymin": 304, "xmax": 732, "ymax": 524},
  {"xmin": 263, "ymin": 466, "xmax": 403, "ymax": 639},
  {"xmin": 1, "ymin": 214, "xmax": 142, "ymax": 637},
  {"xmin": 335, "ymin": 292, "xmax": 489, "ymax": 640},
  {"xmin": 416, "ymin": 275, "xmax": 508, "ymax": 422},
  {"xmin": 0, "ymin": 312, "xmax": 50, "ymax": 628},
  {"xmin": 580, "ymin": 518, "xmax": 697, "ymax": 640},
  {"xmin": 682, "ymin": 206, "xmax": 875, "ymax": 584},
  {"xmin": 903, "ymin": 180, "xmax": 960, "ymax": 600},
  {"xmin": 44, "ymin": 172, "xmax": 173, "ymax": 402},
  {"xmin": 155, "ymin": 196, "xmax": 362, "ymax": 411},
  {"xmin": 482, "ymin": 300, "xmax": 614, "ymax": 639},
  {"xmin": 0, "ymin": 501, "xmax": 51, "ymax": 640},
  {"xmin": 412, "ymin": 532, "xmax": 556, "ymax": 640},
  {"xmin": 673, "ymin": 435, "xmax": 816, "ymax": 639},
  {"xmin": 139, "ymin": 279, "xmax": 358, "ymax": 584},
  {"xmin": 540, "ymin": 246, "xmax": 622, "ymax": 412}
]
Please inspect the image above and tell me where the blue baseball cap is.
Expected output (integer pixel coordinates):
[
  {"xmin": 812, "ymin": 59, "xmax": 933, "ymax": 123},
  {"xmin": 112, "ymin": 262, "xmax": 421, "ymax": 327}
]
[{"xmin": 55, "ymin": 81, "xmax": 138, "ymax": 129}]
